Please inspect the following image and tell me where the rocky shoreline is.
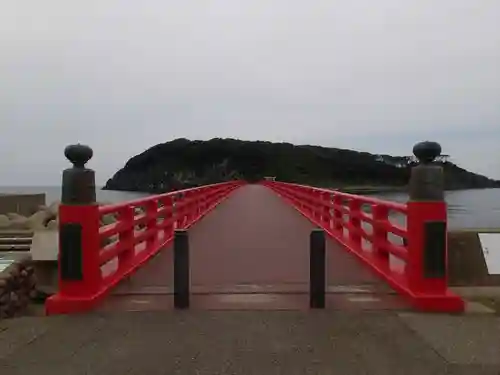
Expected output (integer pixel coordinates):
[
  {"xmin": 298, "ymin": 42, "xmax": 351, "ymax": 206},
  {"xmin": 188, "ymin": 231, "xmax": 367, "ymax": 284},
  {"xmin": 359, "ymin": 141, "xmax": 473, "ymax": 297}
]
[
  {"xmin": 0, "ymin": 199, "xmax": 61, "ymax": 319},
  {"xmin": 0, "ymin": 255, "xmax": 38, "ymax": 319}
]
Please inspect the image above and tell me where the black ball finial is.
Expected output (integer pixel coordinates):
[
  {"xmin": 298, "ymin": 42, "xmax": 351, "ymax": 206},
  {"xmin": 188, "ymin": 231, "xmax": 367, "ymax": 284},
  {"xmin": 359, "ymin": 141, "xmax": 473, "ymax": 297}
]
[
  {"xmin": 64, "ymin": 144, "xmax": 93, "ymax": 168},
  {"xmin": 412, "ymin": 141, "xmax": 441, "ymax": 164}
]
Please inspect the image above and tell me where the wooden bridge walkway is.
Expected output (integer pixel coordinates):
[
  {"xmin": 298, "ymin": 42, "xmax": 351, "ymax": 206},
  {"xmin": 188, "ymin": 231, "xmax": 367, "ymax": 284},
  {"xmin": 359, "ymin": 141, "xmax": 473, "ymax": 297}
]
[{"xmin": 100, "ymin": 185, "xmax": 408, "ymax": 312}]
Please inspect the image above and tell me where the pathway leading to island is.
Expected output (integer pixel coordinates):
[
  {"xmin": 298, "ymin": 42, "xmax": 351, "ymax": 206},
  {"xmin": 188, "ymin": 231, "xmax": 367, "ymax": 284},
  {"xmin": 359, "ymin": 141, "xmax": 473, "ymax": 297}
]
[{"xmin": 99, "ymin": 184, "xmax": 406, "ymax": 311}]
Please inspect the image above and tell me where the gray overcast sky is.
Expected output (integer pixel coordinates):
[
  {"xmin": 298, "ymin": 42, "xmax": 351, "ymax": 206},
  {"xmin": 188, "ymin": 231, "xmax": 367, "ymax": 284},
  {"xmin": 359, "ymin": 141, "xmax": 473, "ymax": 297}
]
[{"xmin": 1, "ymin": 0, "xmax": 499, "ymax": 185}]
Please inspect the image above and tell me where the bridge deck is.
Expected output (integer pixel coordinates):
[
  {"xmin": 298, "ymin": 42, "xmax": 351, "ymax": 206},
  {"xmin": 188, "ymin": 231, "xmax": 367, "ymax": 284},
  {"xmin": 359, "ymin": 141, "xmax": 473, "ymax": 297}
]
[{"xmin": 100, "ymin": 185, "xmax": 408, "ymax": 311}]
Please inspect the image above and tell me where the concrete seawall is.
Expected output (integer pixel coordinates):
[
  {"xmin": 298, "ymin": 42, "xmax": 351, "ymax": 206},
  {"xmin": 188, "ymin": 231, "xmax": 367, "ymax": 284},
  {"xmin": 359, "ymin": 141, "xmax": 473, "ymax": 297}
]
[{"xmin": 0, "ymin": 194, "xmax": 45, "ymax": 217}]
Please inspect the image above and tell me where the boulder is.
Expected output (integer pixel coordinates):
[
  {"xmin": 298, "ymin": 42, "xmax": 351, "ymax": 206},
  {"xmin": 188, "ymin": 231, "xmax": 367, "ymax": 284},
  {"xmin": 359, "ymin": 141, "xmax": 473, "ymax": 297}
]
[
  {"xmin": 0, "ymin": 257, "xmax": 39, "ymax": 320},
  {"xmin": 25, "ymin": 210, "xmax": 52, "ymax": 230},
  {"xmin": 37, "ymin": 204, "xmax": 49, "ymax": 212},
  {"xmin": 6, "ymin": 212, "xmax": 25, "ymax": 220},
  {"xmin": 46, "ymin": 219, "xmax": 58, "ymax": 230},
  {"xmin": 47, "ymin": 201, "xmax": 60, "ymax": 217},
  {"xmin": 7, "ymin": 216, "xmax": 30, "ymax": 230}
]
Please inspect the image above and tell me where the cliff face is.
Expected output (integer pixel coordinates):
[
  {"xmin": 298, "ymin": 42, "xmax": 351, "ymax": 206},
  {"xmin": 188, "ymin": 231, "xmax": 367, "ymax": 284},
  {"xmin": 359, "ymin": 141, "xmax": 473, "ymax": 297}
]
[{"xmin": 103, "ymin": 138, "xmax": 500, "ymax": 193}]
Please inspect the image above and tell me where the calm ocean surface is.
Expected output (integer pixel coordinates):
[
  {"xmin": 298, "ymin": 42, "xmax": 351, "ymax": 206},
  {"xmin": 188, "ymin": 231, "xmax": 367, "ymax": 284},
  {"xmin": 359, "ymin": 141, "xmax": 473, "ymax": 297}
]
[
  {"xmin": 0, "ymin": 186, "xmax": 149, "ymax": 206},
  {"xmin": 373, "ymin": 188, "xmax": 500, "ymax": 230},
  {"xmin": 0, "ymin": 186, "xmax": 499, "ymax": 230}
]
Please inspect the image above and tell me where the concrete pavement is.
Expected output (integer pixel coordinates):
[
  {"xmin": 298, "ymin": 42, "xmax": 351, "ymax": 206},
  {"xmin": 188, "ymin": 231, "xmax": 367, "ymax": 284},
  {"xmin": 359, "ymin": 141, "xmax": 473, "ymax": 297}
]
[{"xmin": 1, "ymin": 311, "xmax": 499, "ymax": 374}]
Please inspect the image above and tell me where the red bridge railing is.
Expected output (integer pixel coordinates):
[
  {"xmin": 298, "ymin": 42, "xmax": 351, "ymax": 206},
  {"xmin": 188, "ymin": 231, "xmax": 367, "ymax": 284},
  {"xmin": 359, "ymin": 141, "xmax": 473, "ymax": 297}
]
[
  {"xmin": 46, "ymin": 141, "xmax": 464, "ymax": 315},
  {"xmin": 262, "ymin": 180, "xmax": 464, "ymax": 312},
  {"xmin": 46, "ymin": 180, "xmax": 242, "ymax": 315}
]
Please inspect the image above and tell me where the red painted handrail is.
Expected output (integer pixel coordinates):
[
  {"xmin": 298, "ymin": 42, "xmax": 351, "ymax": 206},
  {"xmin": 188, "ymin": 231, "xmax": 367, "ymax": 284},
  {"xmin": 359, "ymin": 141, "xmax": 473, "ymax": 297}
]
[
  {"xmin": 46, "ymin": 181, "xmax": 244, "ymax": 314},
  {"xmin": 262, "ymin": 180, "xmax": 464, "ymax": 312}
]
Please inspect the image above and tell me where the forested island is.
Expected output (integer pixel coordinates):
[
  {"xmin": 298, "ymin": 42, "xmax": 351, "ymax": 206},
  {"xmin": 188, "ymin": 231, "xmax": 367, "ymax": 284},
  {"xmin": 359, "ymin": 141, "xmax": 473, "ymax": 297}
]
[{"xmin": 103, "ymin": 138, "xmax": 500, "ymax": 194}]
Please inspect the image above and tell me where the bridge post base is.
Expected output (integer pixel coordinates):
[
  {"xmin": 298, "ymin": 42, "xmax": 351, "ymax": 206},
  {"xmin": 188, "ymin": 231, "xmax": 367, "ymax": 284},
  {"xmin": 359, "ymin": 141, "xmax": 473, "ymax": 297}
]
[
  {"xmin": 409, "ymin": 293, "xmax": 465, "ymax": 313},
  {"xmin": 45, "ymin": 291, "xmax": 107, "ymax": 315}
]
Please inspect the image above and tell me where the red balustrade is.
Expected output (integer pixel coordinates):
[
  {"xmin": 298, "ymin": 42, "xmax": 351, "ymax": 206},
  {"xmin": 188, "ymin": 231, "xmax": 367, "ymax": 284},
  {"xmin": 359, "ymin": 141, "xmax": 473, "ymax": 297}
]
[
  {"xmin": 262, "ymin": 181, "xmax": 464, "ymax": 312},
  {"xmin": 46, "ymin": 181, "xmax": 243, "ymax": 315}
]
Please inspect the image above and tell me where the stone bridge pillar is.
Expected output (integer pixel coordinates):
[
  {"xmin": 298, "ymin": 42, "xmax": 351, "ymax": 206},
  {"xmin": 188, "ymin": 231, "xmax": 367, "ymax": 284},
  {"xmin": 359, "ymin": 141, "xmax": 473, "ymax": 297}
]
[{"xmin": 409, "ymin": 141, "xmax": 444, "ymax": 202}]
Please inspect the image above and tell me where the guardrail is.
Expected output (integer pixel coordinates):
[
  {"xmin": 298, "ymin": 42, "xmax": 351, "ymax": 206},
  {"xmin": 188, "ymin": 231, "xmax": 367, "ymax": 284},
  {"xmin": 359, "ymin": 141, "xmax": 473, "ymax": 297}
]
[
  {"xmin": 263, "ymin": 180, "xmax": 464, "ymax": 312},
  {"xmin": 45, "ymin": 181, "xmax": 243, "ymax": 314}
]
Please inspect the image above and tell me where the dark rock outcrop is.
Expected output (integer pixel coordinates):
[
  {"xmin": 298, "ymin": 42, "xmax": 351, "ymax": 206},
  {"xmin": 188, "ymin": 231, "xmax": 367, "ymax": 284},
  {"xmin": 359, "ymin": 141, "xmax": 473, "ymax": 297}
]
[{"xmin": 103, "ymin": 138, "xmax": 500, "ymax": 193}]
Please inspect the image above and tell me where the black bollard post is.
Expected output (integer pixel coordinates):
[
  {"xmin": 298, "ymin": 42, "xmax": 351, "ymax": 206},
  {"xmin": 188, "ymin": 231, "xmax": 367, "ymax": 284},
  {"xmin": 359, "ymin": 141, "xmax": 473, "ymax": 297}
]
[
  {"xmin": 309, "ymin": 229, "xmax": 326, "ymax": 309},
  {"xmin": 173, "ymin": 229, "xmax": 190, "ymax": 309}
]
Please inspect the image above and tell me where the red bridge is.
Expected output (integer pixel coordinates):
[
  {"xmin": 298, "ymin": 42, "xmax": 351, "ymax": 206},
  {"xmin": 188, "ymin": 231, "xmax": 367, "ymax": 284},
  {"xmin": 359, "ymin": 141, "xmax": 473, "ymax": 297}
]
[{"xmin": 46, "ymin": 143, "xmax": 464, "ymax": 315}]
